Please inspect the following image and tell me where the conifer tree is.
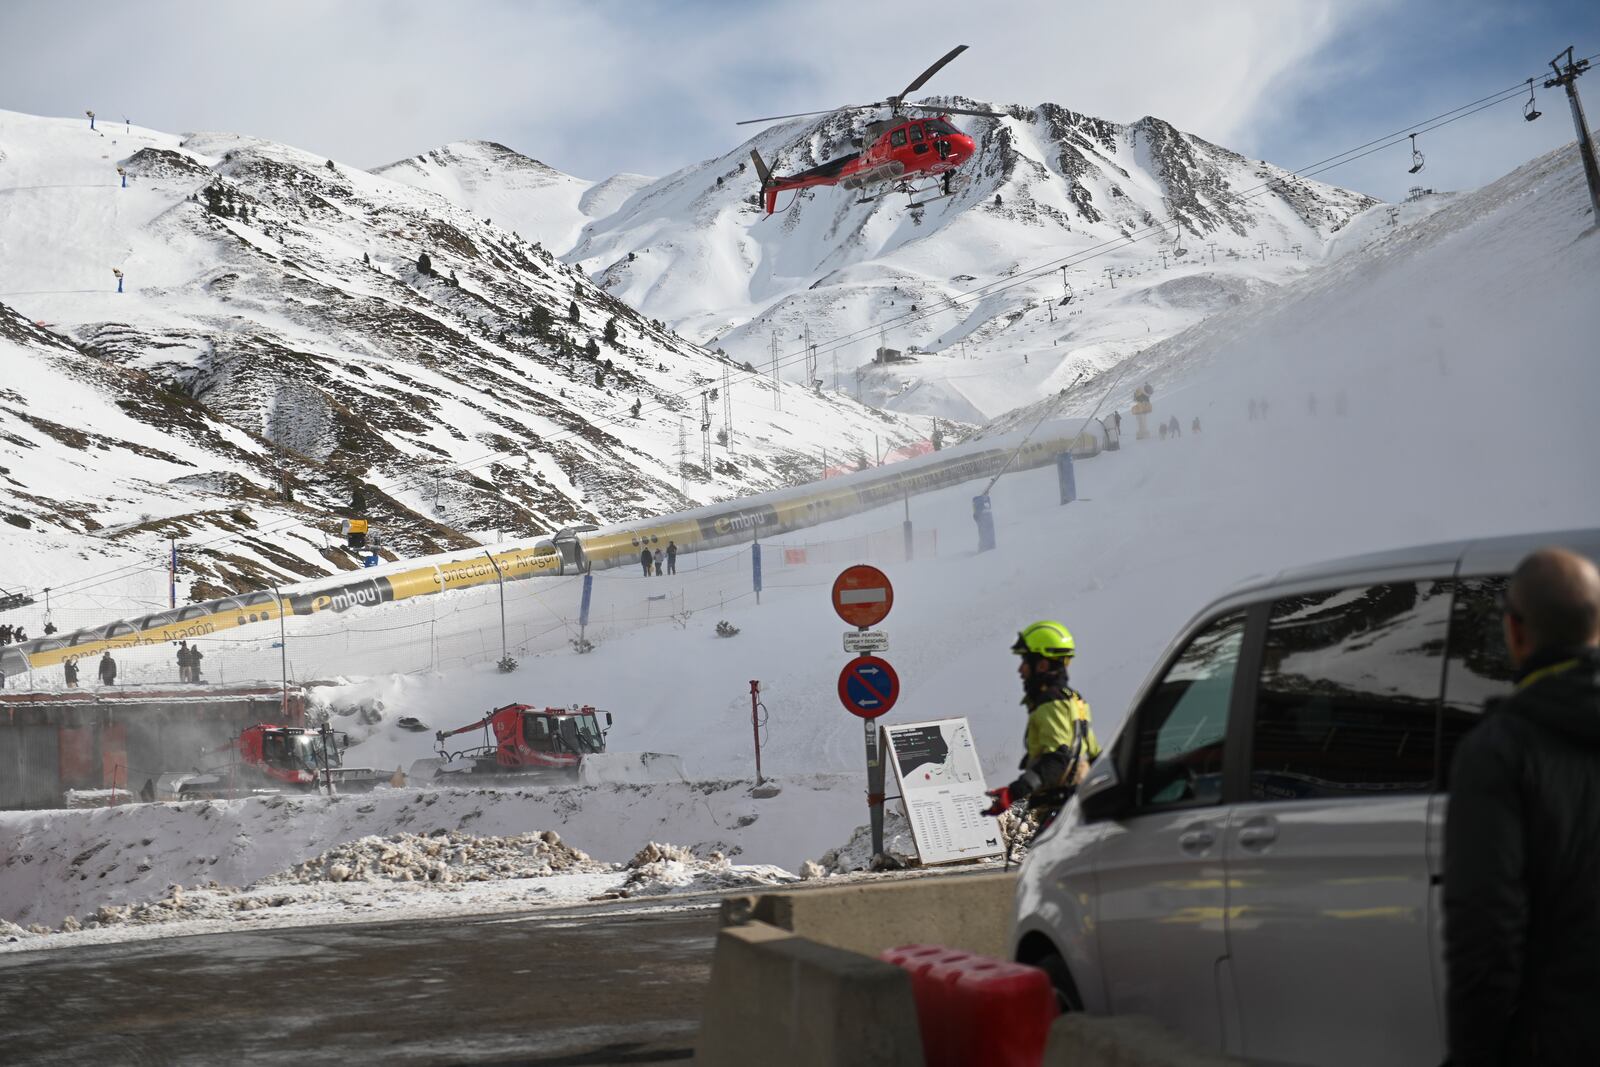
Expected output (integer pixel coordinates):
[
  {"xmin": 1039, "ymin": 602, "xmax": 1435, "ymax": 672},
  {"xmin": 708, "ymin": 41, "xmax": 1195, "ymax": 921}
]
[
  {"xmin": 417, "ymin": 251, "xmax": 433, "ymax": 275},
  {"xmin": 603, "ymin": 316, "xmax": 619, "ymax": 345},
  {"xmin": 585, "ymin": 338, "xmax": 600, "ymax": 359},
  {"xmin": 567, "ymin": 299, "xmax": 580, "ymax": 324}
]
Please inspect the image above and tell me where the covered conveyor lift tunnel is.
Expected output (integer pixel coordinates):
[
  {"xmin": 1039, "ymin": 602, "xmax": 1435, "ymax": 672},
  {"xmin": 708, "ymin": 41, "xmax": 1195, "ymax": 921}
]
[{"xmin": 0, "ymin": 420, "xmax": 1107, "ymax": 678}]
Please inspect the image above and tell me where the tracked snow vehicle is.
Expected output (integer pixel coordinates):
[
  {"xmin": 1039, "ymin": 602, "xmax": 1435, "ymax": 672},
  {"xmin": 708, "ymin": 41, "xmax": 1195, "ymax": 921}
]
[
  {"xmin": 408, "ymin": 703, "xmax": 684, "ymax": 787},
  {"xmin": 151, "ymin": 724, "xmax": 390, "ymax": 801}
]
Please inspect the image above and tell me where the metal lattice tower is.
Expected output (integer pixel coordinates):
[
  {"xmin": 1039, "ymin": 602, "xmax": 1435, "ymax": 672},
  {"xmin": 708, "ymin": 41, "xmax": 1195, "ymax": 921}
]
[
  {"xmin": 804, "ymin": 323, "xmax": 817, "ymax": 391},
  {"xmin": 721, "ymin": 365, "xmax": 733, "ymax": 450},
  {"xmin": 769, "ymin": 332, "xmax": 782, "ymax": 411},
  {"xmin": 677, "ymin": 416, "xmax": 687, "ymax": 493},
  {"xmin": 700, "ymin": 392, "xmax": 713, "ymax": 473}
]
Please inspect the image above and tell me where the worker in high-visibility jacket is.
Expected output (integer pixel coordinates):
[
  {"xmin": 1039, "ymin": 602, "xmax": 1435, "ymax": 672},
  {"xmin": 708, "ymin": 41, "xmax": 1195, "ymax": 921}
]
[{"xmin": 983, "ymin": 620, "xmax": 1100, "ymax": 826}]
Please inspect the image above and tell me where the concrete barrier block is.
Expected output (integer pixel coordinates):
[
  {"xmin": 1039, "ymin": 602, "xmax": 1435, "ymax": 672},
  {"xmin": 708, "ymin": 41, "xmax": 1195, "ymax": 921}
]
[
  {"xmin": 721, "ymin": 872, "xmax": 1019, "ymax": 959},
  {"xmin": 1042, "ymin": 1014, "xmax": 1244, "ymax": 1067},
  {"xmin": 694, "ymin": 921, "xmax": 924, "ymax": 1067}
]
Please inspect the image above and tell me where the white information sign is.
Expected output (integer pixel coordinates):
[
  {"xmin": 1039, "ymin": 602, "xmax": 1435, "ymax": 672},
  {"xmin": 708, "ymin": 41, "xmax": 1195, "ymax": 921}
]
[
  {"xmin": 881, "ymin": 717, "xmax": 1003, "ymax": 866},
  {"xmin": 842, "ymin": 629, "xmax": 889, "ymax": 654}
]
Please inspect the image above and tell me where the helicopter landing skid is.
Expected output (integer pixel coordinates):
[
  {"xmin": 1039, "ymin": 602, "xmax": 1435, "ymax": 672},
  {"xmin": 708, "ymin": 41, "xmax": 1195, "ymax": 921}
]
[{"xmin": 906, "ymin": 191, "xmax": 954, "ymax": 210}]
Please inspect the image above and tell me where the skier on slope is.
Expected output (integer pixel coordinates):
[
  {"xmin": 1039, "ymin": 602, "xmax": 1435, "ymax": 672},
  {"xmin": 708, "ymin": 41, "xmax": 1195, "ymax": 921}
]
[{"xmin": 983, "ymin": 621, "xmax": 1100, "ymax": 832}]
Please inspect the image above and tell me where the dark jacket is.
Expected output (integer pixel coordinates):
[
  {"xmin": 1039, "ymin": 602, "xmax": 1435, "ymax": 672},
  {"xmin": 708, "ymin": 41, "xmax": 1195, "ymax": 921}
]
[{"xmin": 1445, "ymin": 647, "xmax": 1600, "ymax": 1066}]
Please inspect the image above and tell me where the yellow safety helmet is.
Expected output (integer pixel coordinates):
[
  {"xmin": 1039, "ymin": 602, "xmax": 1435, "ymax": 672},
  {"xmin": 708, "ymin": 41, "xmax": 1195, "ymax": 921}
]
[{"xmin": 1011, "ymin": 620, "xmax": 1075, "ymax": 659}]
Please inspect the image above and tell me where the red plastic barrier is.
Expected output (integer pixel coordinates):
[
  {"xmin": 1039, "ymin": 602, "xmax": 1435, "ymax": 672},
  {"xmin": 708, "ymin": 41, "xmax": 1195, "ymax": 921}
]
[{"xmin": 881, "ymin": 944, "xmax": 1058, "ymax": 1067}]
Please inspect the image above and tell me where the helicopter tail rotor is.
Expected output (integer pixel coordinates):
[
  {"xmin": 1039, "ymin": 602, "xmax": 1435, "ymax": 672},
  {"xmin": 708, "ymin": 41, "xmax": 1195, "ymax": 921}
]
[{"xmin": 749, "ymin": 149, "xmax": 773, "ymax": 187}]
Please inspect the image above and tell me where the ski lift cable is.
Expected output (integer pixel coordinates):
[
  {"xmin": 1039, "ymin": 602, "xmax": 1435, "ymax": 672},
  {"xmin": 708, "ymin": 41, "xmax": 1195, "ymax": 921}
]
[{"xmin": 41, "ymin": 58, "xmax": 1597, "ymax": 600}]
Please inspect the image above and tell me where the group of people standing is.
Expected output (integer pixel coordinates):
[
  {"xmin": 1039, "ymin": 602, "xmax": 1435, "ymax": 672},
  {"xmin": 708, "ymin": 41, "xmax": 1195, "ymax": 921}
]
[
  {"xmin": 1156, "ymin": 415, "xmax": 1200, "ymax": 440},
  {"xmin": 175, "ymin": 640, "xmax": 204, "ymax": 683},
  {"xmin": 639, "ymin": 540, "xmax": 678, "ymax": 577}
]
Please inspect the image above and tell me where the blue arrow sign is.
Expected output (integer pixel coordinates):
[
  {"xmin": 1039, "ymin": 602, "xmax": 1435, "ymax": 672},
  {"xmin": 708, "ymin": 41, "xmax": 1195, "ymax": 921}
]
[{"xmin": 838, "ymin": 655, "xmax": 900, "ymax": 719}]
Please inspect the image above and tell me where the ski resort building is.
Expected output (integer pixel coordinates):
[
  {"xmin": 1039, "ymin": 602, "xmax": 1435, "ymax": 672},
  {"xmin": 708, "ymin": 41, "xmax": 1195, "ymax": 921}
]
[{"xmin": 0, "ymin": 685, "xmax": 306, "ymax": 810}]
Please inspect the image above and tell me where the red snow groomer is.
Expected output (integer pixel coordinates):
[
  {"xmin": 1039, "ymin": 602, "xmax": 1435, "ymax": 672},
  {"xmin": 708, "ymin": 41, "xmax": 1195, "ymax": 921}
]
[
  {"xmin": 152, "ymin": 723, "xmax": 389, "ymax": 801},
  {"xmin": 409, "ymin": 703, "xmax": 684, "ymax": 787}
]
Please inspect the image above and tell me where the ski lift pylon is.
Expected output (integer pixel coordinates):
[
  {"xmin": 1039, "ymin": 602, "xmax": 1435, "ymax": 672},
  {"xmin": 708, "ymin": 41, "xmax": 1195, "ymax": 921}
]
[
  {"xmin": 1523, "ymin": 78, "xmax": 1542, "ymax": 122},
  {"xmin": 1407, "ymin": 133, "xmax": 1425, "ymax": 175}
]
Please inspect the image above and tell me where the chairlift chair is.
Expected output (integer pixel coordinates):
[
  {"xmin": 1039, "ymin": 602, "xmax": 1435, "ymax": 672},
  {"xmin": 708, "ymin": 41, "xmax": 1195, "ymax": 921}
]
[
  {"xmin": 1407, "ymin": 133, "xmax": 1425, "ymax": 175},
  {"xmin": 1523, "ymin": 79, "xmax": 1542, "ymax": 122}
]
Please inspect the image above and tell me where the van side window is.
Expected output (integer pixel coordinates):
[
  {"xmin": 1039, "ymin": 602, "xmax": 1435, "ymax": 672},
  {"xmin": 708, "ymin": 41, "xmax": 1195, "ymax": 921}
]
[
  {"xmin": 1439, "ymin": 576, "xmax": 1515, "ymax": 784},
  {"xmin": 1132, "ymin": 612, "xmax": 1247, "ymax": 809},
  {"xmin": 1251, "ymin": 581, "xmax": 1450, "ymax": 800}
]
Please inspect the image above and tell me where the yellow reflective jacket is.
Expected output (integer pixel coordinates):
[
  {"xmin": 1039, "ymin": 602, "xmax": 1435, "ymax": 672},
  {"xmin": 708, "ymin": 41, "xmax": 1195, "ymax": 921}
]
[{"xmin": 1022, "ymin": 691, "xmax": 1100, "ymax": 789}]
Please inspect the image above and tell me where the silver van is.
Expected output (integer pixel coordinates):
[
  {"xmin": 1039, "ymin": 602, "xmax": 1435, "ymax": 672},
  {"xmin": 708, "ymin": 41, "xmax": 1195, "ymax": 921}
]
[{"xmin": 1010, "ymin": 529, "xmax": 1600, "ymax": 1065}]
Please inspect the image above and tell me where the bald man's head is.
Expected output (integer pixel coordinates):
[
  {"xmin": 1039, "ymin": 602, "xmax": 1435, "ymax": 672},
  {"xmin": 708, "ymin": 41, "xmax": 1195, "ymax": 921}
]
[{"xmin": 1506, "ymin": 548, "xmax": 1600, "ymax": 659}]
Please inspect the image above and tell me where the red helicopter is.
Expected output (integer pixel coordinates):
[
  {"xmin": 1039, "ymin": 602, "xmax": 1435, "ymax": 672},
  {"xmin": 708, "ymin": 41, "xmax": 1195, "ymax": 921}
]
[{"xmin": 739, "ymin": 45, "xmax": 1000, "ymax": 215}]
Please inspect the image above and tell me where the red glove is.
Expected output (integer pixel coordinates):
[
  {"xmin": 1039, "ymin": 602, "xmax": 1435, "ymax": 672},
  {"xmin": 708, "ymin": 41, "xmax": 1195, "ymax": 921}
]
[{"xmin": 983, "ymin": 787, "xmax": 1012, "ymax": 817}]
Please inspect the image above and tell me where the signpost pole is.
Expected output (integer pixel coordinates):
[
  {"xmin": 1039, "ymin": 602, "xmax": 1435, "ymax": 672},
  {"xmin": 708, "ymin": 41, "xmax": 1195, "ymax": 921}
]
[
  {"xmin": 832, "ymin": 565, "xmax": 898, "ymax": 867},
  {"xmin": 749, "ymin": 679, "xmax": 764, "ymax": 785},
  {"xmin": 866, "ymin": 713, "xmax": 885, "ymax": 861}
]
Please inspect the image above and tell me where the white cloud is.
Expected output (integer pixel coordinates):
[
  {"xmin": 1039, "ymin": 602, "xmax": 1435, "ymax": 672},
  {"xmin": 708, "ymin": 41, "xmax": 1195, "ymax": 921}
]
[{"xmin": 0, "ymin": 0, "xmax": 1388, "ymax": 180}]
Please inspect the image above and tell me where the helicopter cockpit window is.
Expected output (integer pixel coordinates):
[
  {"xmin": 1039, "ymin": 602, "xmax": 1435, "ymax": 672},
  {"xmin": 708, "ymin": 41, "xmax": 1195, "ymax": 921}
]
[
  {"xmin": 926, "ymin": 119, "xmax": 955, "ymax": 135},
  {"xmin": 890, "ymin": 128, "xmax": 908, "ymax": 147},
  {"xmin": 908, "ymin": 124, "xmax": 923, "ymax": 141}
]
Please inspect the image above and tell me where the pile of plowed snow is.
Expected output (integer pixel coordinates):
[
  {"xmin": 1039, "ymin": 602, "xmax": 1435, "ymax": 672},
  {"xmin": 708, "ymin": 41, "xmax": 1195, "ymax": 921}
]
[
  {"xmin": 616, "ymin": 841, "xmax": 796, "ymax": 898},
  {"xmin": 810, "ymin": 809, "xmax": 919, "ymax": 874},
  {"xmin": 6, "ymin": 831, "xmax": 802, "ymax": 944},
  {"xmin": 265, "ymin": 829, "xmax": 599, "ymax": 886},
  {"xmin": 0, "ymin": 777, "xmax": 866, "ymax": 932}
]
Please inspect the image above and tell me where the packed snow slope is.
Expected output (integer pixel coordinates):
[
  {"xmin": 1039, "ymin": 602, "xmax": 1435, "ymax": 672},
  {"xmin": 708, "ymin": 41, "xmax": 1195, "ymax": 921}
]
[
  {"xmin": 0, "ymin": 110, "xmax": 920, "ymax": 604},
  {"xmin": 565, "ymin": 99, "xmax": 1378, "ymax": 421}
]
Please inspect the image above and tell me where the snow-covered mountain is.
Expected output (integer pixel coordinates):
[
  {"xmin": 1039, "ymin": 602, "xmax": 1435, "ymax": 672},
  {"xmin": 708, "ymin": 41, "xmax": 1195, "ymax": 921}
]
[
  {"xmin": 373, "ymin": 140, "xmax": 653, "ymax": 258},
  {"xmin": 562, "ymin": 99, "xmax": 1378, "ymax": 420},
  {"xmin": 0, "ymin": 110, "xmax": 921, "ymax": 603}
]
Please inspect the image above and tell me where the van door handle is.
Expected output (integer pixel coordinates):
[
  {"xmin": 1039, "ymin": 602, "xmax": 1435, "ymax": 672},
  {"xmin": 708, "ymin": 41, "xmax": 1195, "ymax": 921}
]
[
  {"xmin": 1178, "ymin": 825, "xmax": 1215, "ymax": 851},
  {"xmin": 1237, "ymin": 818, "xmax": 1278, "ymax": 850}
]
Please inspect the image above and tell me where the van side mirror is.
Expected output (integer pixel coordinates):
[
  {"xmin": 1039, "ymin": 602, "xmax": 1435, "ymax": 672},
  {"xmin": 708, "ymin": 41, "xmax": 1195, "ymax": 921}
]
[{"xmin": 1077, "ymin": 760, "xmax": 1130, "ymax": 823}]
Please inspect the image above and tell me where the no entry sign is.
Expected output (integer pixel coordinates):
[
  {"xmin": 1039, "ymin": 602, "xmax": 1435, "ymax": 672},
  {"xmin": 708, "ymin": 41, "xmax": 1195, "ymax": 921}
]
[
  {"xmin": 838, "ymin": 655, "xmax": 900, "ymax": 719},
  {"xmin": 832, "ymin": 565, "xmax": 894, "ymax": 629}
]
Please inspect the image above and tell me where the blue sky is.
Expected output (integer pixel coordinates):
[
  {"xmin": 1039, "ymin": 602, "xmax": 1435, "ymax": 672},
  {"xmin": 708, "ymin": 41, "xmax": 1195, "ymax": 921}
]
[{"xmin": 0, "ymin": 1, "xmax": 1594, "ymax": 202}]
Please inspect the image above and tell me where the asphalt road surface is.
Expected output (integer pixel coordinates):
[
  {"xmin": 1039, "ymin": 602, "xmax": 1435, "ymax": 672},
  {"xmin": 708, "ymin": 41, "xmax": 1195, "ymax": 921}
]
[{"xmin": 0, "ymin": 901, "xmax": 719, "ymax": 1066}]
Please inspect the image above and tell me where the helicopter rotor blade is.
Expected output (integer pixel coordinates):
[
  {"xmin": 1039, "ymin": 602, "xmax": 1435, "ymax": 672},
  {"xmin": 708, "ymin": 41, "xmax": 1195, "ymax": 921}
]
[
  {"xmin": 891, "ymin": 44, "xmax": 969, "ymax": 106},
  {"xmin": 735, "ymin": 104, "xmax": 872, "ymax": 126},
  {"xmin": 906, "ymin": 104, "xmax": 1004, "ymax": 118}
]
